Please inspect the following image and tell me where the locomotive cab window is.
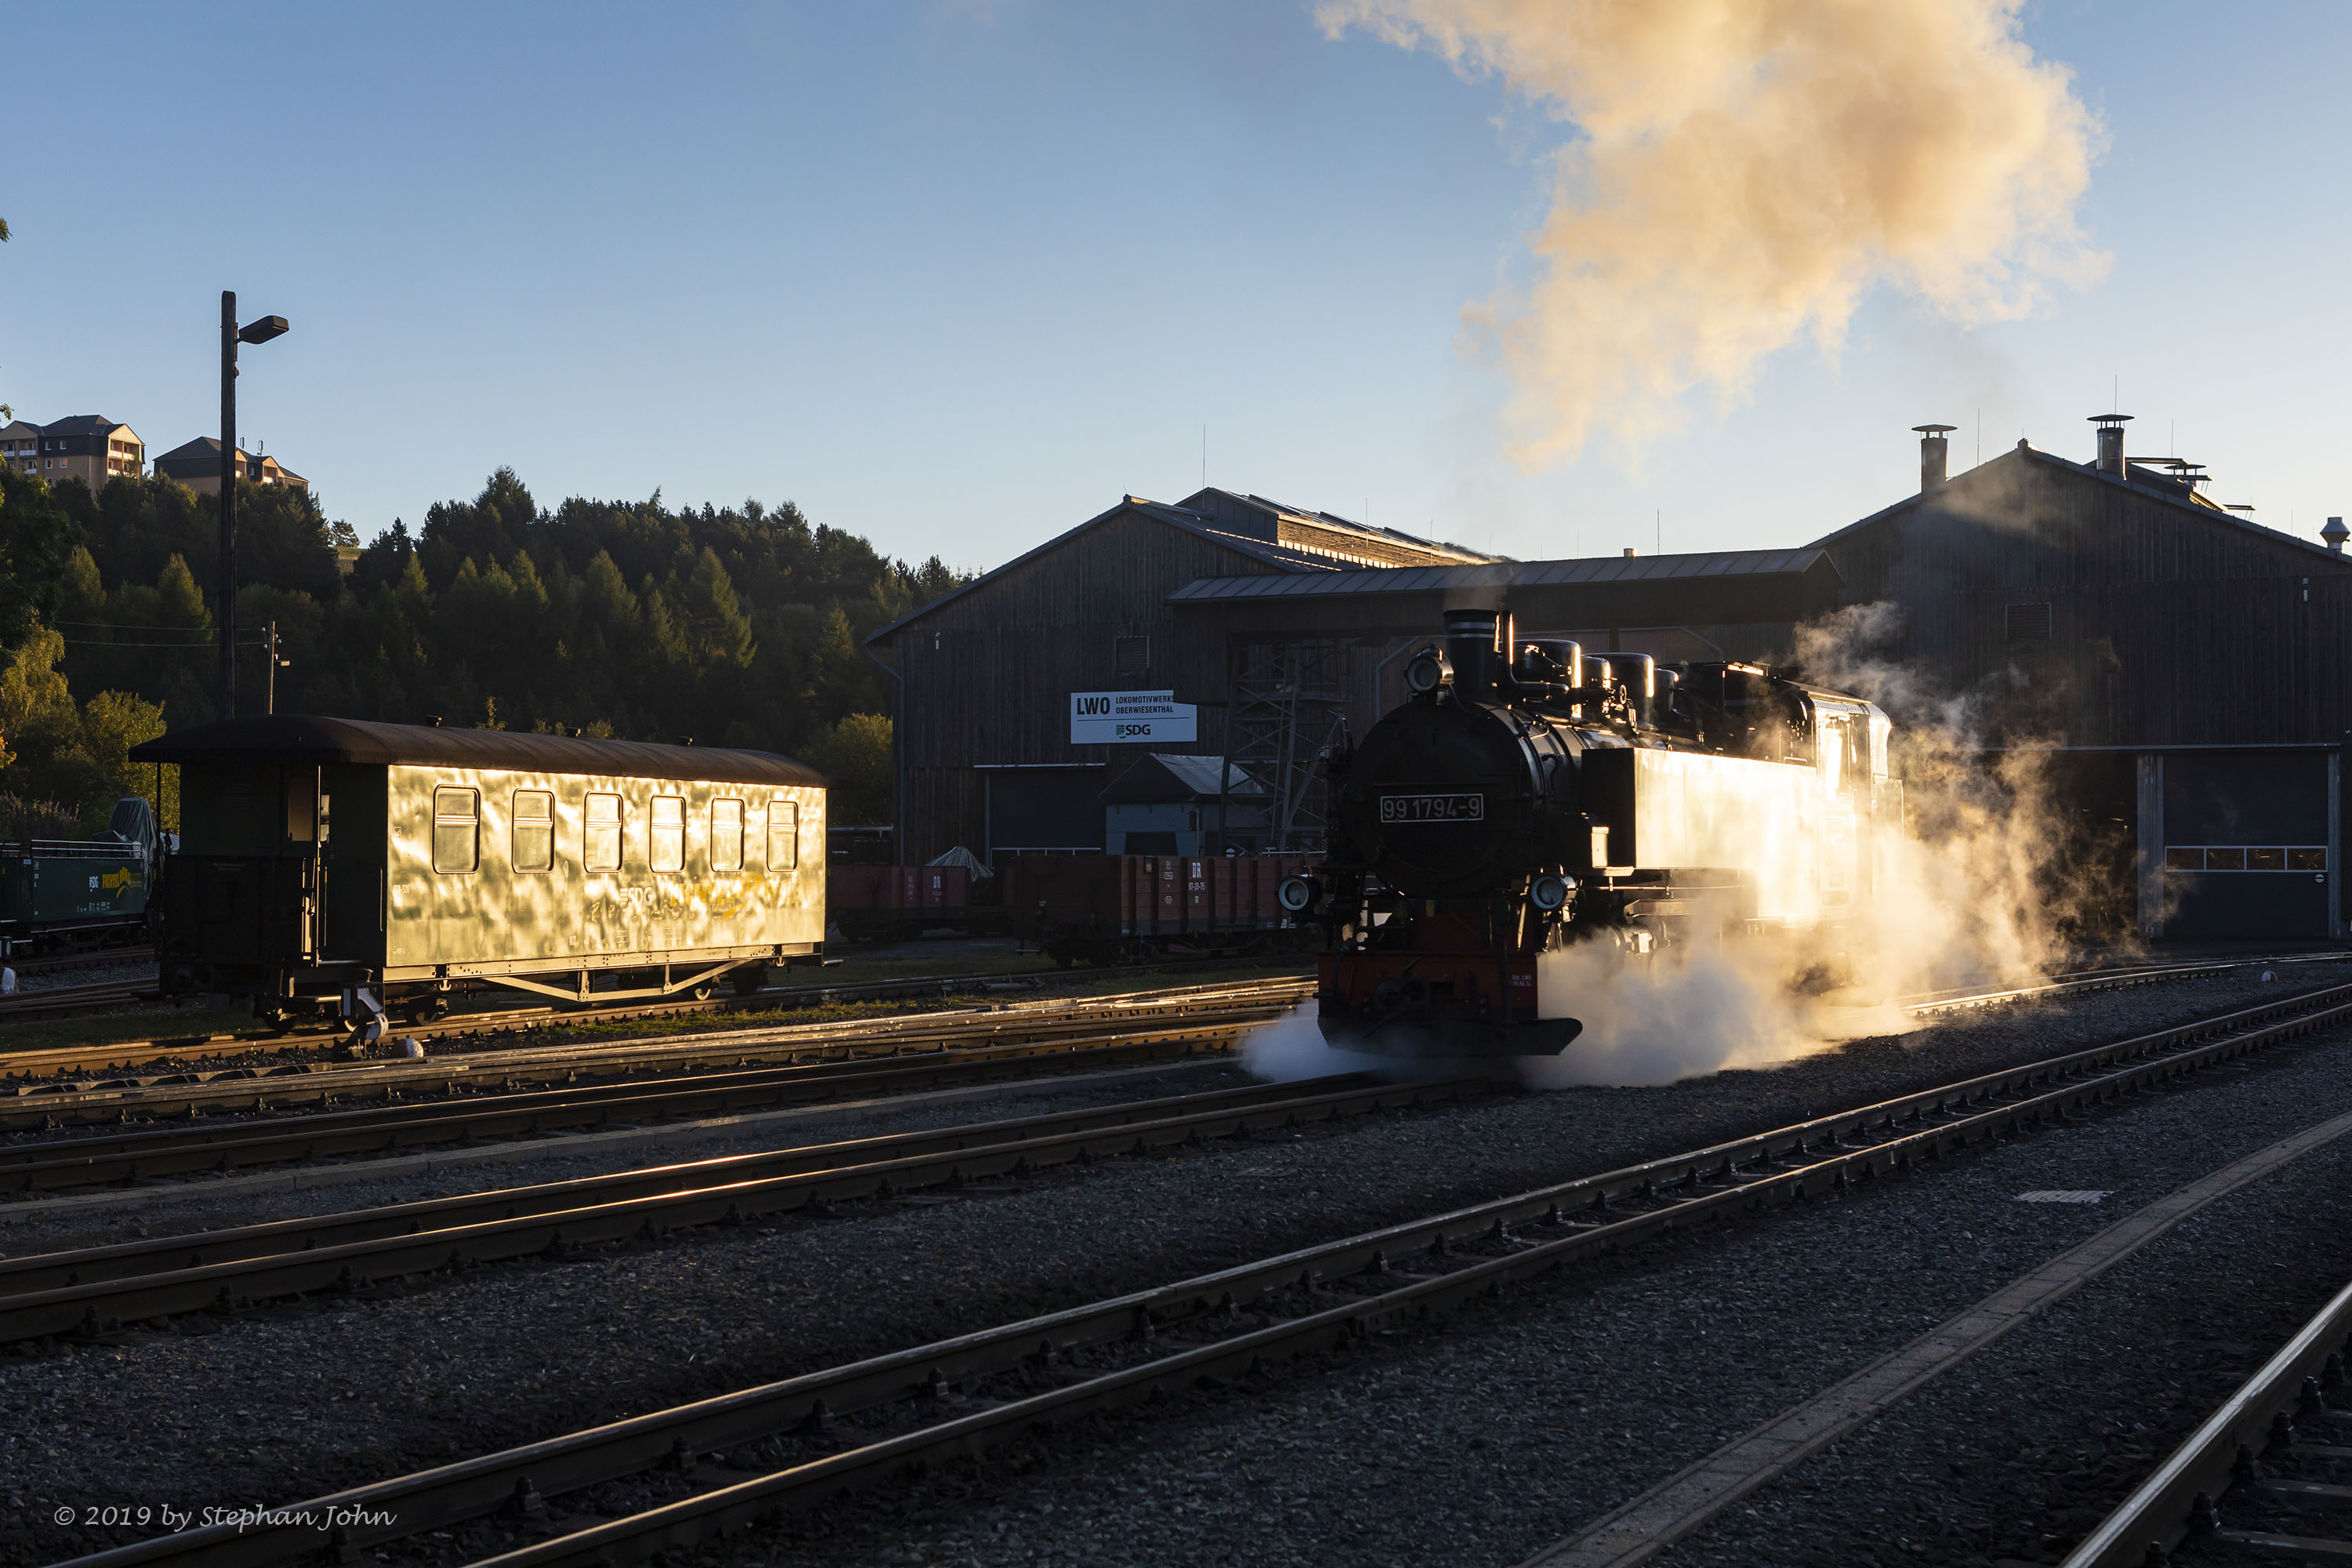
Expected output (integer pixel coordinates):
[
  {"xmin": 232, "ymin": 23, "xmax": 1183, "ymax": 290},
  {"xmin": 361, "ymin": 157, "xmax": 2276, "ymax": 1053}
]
[
  {"xmin": 584, "ymin": 793, "xmax": 622, "ymax": 871},
  {"xmin": 512, "ymin": 790, "xmax": 554, "ymax": 873},
  {"xmin": 712, "ymin": 798, "xmax": 744, "ymax": 872},
  {"xmin": 651, "ymin": 794, "xmax": 685, "ymax": 872},
  {"xmin": 432, "ymin": 788, "xmax": 479, "ymax": 873},
  {"xmin": 769, "ymin": 799, "xmax": 799, "ymax": 869}
]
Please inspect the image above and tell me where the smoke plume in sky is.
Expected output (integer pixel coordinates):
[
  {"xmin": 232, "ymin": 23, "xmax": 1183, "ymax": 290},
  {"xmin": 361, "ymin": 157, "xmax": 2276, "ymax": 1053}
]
[{"xmin": 1318, "ymin": 0, "xmax": 2108, "ymax": 466}]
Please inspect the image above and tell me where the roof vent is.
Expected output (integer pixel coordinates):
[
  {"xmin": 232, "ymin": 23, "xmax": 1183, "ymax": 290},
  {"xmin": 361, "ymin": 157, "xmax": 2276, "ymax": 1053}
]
[
  {"xmin": 1913, "ymin": 423, "xmax": 1956, "ymax": 492},
  {"xmin": 2324, "ymin": 517, "xmax": 2347, "ymax": 554},
  {"xmin": 1622, "ymin": 546, "xmax": 1639, "ymax": 558},
  {"xmin": 2088, "ymin": 413, "xmax": 2132, "ymax": 477}
]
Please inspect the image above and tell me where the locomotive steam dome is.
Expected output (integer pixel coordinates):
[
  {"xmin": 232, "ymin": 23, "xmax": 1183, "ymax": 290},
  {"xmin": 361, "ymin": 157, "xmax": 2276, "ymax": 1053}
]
[{"xmin": 1335, "ymin": 611, "xmax": 1575, "ymax": 901}]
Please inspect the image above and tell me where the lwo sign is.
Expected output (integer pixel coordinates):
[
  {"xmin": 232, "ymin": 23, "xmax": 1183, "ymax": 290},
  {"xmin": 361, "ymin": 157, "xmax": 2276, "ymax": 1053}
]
[{"xmin": 1071, "ymin": 690, "xmax": 1198, "ymax": 745}]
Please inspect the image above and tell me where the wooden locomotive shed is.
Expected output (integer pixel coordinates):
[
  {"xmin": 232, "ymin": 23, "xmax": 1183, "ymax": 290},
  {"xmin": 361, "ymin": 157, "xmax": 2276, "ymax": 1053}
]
[{"xmin": 870, "ymin": 427, "xmax": 2352, "ymax": 945}]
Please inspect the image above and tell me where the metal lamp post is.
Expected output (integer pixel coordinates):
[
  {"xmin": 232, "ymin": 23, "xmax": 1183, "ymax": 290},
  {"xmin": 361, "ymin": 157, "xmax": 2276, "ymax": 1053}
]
[{"xmin": 219, "ymin": 292, "xmax": 289, "ymax": 720}]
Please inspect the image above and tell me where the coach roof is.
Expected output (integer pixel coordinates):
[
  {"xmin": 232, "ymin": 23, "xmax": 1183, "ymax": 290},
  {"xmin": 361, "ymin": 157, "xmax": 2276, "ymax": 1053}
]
[{"xmin": 129, "ymin": 714, "xmax": 828, "ymax": 788}]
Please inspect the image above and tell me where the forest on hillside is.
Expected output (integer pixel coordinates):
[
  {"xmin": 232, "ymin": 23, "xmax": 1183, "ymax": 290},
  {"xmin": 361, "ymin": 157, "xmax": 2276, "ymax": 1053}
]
[{"xmin": 0, "ymin": 464, "xmax": 961, "ymax": 832}]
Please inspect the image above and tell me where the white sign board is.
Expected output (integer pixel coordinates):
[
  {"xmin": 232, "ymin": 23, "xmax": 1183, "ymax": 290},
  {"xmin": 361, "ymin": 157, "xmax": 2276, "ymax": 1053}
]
[{"xmin": 1071, "ymin": 689, "xmax": 1198, "ymax": 745}]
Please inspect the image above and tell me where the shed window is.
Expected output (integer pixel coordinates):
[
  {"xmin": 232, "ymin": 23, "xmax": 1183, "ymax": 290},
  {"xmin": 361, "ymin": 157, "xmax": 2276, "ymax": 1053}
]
[
  {"xmin": 769, "ymin": 799, "xmax": 799, "ymax": 869},
  {"xmin": 711, "ymin": 798, "xmax": 743, "ymax": 872},
  {"xmin": 651, "ymin": 794, "xmax": 684, "ymax": 872},
  {"xmin": 1115, "ymin": 634, "xmax": 1150, "ymax": 677},
  {"xmin": 2003, "ymin": 602, "xmax": 2052, "ymax": 642},
  {"xmin": 432, "ymin": 787, "xmax": 479, "ymax": 873},
  {"xmin": 584, "ymin": 793, "xmax": 622, "ymax": 871},
  {"xmin": 512, "ymin": 789, "xmax": 554, "ymax": 873}
]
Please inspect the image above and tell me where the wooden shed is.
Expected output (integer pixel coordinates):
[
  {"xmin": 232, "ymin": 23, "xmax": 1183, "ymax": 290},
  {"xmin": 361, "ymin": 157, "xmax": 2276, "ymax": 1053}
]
[{"xmin": 1812, "ymin": 427, "xmax": 2352, "ymax": 939}]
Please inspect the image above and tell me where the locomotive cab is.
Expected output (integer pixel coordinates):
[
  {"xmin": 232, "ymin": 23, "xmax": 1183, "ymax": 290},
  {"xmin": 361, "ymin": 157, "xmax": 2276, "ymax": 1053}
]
[{"xmin": 1305, "ymin": 610, "xmax": 1896, "ymax": 1058}]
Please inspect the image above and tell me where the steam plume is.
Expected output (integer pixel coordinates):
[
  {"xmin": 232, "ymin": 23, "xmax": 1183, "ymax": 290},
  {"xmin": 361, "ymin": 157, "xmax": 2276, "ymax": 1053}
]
[{"xmin": 1318, "ymin": 0, "xmax": 2107, "ymax": 465}]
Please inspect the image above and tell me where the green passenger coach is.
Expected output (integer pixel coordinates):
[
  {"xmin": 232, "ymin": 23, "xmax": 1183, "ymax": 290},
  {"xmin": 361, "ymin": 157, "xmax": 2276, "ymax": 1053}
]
[{"xmin": 130, "ymin": 716, "xmax": 828, "ymax": 1026}]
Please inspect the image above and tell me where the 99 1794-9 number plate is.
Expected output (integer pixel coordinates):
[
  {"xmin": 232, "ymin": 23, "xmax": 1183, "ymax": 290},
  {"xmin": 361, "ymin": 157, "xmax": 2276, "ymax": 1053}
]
[{"xmin": 1379, "ymin": 793, "xmax": 1485, "ymax": 823}]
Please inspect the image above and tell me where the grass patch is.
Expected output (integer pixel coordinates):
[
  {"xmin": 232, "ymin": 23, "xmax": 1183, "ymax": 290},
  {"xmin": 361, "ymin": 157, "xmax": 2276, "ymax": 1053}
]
[{"xmin": 0, "ymin": 1003, "xmax": 256, "ymax": 1060}]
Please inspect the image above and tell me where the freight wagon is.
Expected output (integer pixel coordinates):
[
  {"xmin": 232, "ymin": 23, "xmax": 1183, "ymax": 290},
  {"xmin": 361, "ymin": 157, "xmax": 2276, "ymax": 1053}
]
[
  {"xmin": 0, "ymin": 798, "xmax": 165, "ymax": 956},
  {"xmin": 1000, "ymin": 852, "xmax": 1316, "ymax": 967},
  {"xmin": 826, "ymin": 862, "xmax": 974, "ymax": 943}
]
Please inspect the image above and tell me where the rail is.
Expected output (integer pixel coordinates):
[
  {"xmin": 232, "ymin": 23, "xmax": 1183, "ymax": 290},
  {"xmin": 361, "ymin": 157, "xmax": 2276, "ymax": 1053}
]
[
  {"xmin": 2062, "ymin": 1275, "xmax": 2352, "ymax": 1566},
  {"xmin": 53, "ymin": 978, "xmax": 2352, "ymax": 1568}
]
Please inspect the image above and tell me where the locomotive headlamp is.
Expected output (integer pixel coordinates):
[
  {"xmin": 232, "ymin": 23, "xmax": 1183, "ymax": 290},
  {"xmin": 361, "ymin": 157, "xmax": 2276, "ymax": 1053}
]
[
  {"xmin": 1530, "ymin": 873, "xmax": 1575, "ymax": 912},
  {"xmin": 1278, "ymin": 874, "xmax": 1322, "ymax": 913},
  {"xmin": 1403, "ymin": 649, "xmax": 1448, "ymax": 695}
]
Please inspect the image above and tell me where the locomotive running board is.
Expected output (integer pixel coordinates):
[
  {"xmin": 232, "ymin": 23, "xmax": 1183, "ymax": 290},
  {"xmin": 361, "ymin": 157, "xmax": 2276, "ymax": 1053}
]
[{"xmin": 1316, "ymin": 1012, "xmax": 1584, "ymax": 1058}]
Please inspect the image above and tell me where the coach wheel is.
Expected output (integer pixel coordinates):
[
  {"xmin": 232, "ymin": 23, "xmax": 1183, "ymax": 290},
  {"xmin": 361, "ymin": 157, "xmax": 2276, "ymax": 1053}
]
[
  {"xmin": 731, "ymin": 967, "xmax": 768, "ymax": 997},
  {"xmin": 255, "ymin": 1007, "xmax": 292, "ymax": 1036},
  {"xmin": 1053, "ymin": 953, "xmax": 1074, "ymax": 970}
]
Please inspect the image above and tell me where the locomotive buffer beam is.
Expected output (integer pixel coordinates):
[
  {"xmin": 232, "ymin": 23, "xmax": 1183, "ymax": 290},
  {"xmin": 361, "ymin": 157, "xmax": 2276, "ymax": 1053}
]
[{"xmin": 1316, "ymin": 1010, "xmax": 1584, "ymax": 1058}]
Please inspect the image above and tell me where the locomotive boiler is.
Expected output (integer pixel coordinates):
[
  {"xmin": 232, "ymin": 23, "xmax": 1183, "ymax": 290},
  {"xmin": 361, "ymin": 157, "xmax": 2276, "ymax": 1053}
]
[{"xmin": 1284, "ymin": 610, "xmax": 1900, "ymax": 1056}]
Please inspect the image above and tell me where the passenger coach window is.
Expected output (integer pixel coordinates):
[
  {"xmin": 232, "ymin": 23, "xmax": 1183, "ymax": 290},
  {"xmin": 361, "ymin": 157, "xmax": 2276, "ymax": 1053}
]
[
  {"xmin": 651, "ymin": 795, "xmax": 685, "ymax": 872},
  {"xmin": 432, "ymin": 788, "xmax": 479, "ymax": 873},
  {"xmin": 768, "ymin": 799, "xmax": 798, "ymax": 869},
  {"xmin": 712, "ymin": 799, "xmax": 744, "ymax": 872},
  {"xmin": 584, "ymin": 793, "xmax": 622, "ymax": 871},
  {"xmin": 513, "ymin": 790, "xmax": 554, "ymax": 873}
]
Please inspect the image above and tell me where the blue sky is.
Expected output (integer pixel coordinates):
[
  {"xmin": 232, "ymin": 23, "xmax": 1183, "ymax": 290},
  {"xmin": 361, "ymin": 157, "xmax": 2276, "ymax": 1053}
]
[{"xmin": 3, "ymin": 1, "xmax": 2347, "ymax": 570}]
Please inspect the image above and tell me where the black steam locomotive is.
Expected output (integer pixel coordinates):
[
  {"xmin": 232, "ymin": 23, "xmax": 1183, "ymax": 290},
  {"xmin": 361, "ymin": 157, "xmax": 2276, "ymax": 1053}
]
[{"xmin": 1281, "ymin": 610, "xmax": 1900, "ymax": 1056}]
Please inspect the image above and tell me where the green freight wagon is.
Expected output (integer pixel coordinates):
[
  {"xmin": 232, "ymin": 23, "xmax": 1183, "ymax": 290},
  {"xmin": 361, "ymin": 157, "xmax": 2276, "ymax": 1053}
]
[{"xmin": 0, "ymin": 798, "xmax": 164, "ymax": 956}]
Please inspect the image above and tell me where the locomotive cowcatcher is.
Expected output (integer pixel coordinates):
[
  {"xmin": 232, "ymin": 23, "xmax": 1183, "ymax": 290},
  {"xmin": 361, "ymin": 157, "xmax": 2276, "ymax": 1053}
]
[{"xmin": 1281, "ymin": 610, "xmax": 1900, "ymax": 1057}]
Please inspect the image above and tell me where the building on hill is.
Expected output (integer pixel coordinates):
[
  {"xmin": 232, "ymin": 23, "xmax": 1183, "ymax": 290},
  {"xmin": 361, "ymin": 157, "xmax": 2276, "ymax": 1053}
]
[
  {"xmin": 1810, "ymin": 419, "xmax": 2352, "ymax": 941},
  {"xmin": 3, "ymin": 416, "xmax": 143, "ymax": 486},
  {"xmin": 151, "ymin": 437, "xmax": 307, "ymax": 494},
  {"xmin": 0, "ymin": 419, "xmax": 37, "ymax": 474}
]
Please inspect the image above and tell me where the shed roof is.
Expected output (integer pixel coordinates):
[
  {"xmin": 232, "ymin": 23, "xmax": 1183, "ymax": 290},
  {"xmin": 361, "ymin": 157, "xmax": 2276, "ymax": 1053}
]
[
  {"xmin": 1102, "ymin": 753, "xmax": 1265, "ymax": 804},
  {"xmin": 129, "ymin": 714, "xmax": 827, "ymax": 787},
  {"xmin": 865, "ymin": 490, "xmax": 1494, "ymax": 644},
  {"xmin": 1811, "ymin": 441, "xmax": 2352, "ymax": 568},
  {"xmin": 1167, "ymin": 547, "xmax": 1837, "ymax": 602}
]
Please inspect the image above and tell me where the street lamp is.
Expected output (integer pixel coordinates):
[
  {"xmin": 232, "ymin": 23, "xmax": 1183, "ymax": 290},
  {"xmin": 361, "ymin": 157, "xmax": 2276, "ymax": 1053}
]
[{"xmin": 220, "ymin": 292, "xmax": 289, "ymax": 720}]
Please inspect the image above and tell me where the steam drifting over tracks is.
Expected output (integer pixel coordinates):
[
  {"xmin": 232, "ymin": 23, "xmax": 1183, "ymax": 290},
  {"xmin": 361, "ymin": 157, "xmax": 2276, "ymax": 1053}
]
[{"xmin": 56, "ymin": 979, "xmax": 2352, "ymax": 1568}]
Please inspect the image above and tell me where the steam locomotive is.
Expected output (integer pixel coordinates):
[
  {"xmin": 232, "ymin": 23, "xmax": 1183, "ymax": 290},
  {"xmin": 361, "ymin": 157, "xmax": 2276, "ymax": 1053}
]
[{"xmin": 1281, "ymin": 610, "xmax": 1900, "ymax": 1056}]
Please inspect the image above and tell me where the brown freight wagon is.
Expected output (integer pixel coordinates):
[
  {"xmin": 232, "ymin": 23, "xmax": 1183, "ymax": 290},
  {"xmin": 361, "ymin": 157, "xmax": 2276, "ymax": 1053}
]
[
  {"xmin": 826, "ymin": 863, "xmax": 973, "ymax": 942},
  {"xmin": 1000, "ymin": 852, "xmax": 1314, "ymax": 967}
]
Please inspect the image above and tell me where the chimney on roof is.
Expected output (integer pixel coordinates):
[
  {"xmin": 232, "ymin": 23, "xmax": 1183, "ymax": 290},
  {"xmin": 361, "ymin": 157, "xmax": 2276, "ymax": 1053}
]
[
  {"xmin": 2325, "ymin": 517, "xmax": 2348, "ymax": 554},
  {"xmin": 1912, "ymin": 424, "xmax": 1956, "ymax": 492},
  {"xmin": 2089, "ymin": 413, "xmax": 2132, "ymax": 477},
  {"xmin": 1622, "ymin": 546, "xmax": 1639, "ymax": 558}
]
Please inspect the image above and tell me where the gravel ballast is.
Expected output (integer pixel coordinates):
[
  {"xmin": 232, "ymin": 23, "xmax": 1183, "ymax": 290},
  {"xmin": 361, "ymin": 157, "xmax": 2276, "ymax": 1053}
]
[{"xmin": 3, "ymin": 962, "xmax": 2349, "ymax": 1566}]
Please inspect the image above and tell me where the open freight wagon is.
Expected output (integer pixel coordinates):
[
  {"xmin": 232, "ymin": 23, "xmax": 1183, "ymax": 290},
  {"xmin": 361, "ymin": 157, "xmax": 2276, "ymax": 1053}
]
[
  {"xmin": 0, "ymin": 798, "xmax": 165, "ymax": 956},
  {"xmin": 1000, "ymin": 852, "xmax": 1316, "ymax": 967},
  {"xmin": 826, "ymin": 862, "xmax": 977, "ymax": 942}
]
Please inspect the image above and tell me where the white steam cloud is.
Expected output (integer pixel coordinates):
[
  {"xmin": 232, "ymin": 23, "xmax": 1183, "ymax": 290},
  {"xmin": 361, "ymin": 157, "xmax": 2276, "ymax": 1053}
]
[{"xmin": 1317, "ymin": 0, "xmax": 2108, "ymax": 464}]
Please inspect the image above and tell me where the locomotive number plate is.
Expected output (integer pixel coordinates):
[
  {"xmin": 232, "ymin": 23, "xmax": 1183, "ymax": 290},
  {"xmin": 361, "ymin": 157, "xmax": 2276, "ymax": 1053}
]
[{"xmin": 1379, "ymin": 793, "xmax": 1485, "ymax": 823}]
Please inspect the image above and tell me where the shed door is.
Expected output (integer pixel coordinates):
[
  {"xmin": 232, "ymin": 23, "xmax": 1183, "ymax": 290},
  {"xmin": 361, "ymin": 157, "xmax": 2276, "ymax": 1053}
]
[
  {"xmin": 2160, "ymin": 752, "xmax": 2331, "ymax": 939},
  {"xmin": 985, "ymin": 768, "xmax": 1106, "ymax": 855}
]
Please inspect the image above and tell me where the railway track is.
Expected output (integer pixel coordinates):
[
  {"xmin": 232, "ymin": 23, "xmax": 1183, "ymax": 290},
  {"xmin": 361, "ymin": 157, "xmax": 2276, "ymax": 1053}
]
[
  {"xmin": 2063, "ymin": 1273, "xmax": 2352, "ymax": 1566},
  {"xmin": 0, "ymin": 975, "xmax": 1310, "ymax": 1135},
  {"xmin": 5, "ymin": 945, "xmax": 154, "ymax": 979},
  {"xmin": 0, "ymin": 976, "xmax": 158, "ymax": 1024},
  {"xmin": 0, "ymin": 951, "xmax": 1312, "ymax": 1078},
  {"xmin": 0, "ymin": 1070, "xmax": 1474, "ymax": 1346},
  {"xmin": 0, "ymin": 1007, "xmax": 1296, "ymax": 1195},
  {"xmin": 55, "ymin": 976, "xmax": 2352, "ymax": 1568}
]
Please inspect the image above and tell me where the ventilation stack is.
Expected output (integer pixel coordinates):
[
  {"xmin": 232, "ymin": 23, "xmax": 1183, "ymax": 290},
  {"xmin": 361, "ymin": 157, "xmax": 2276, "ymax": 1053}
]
[
  {"xmin": 1913, "ymin": 424, "xmax": 1956, "ymax": 492},
  {"xmin": 2089, "ymin": 413, "xmax": 2132, "ymax": 477}
]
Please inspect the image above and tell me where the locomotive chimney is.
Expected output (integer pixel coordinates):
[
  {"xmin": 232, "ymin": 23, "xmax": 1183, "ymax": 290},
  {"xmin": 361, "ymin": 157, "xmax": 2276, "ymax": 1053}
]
[
  {"xmin": 1443, "ymin": 609, "xmax": 1500, "ymax": 703},
  {"xmin": 1913, "ymin": 423, "xmax": 1955, "ymax": 492},
  {"xmin": 2089, "ymin": 412, "xmax": 2132, "ymax": 477}
]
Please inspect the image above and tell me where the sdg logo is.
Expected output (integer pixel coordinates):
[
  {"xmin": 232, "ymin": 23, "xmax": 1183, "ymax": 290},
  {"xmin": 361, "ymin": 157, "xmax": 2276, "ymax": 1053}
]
[{"xmin": 1116, "ymin": 722, "xmax": 1152, "ymax": 738}]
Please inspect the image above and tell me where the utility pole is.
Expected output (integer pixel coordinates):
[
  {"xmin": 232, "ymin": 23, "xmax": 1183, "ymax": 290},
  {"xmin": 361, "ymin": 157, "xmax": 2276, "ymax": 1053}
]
[
  {"xmin": 264, "ymin": 619, "xmax": 285, "ymax": 714},
  {"xmin": 217, "ymin": 292, "xmax": 289, "ymax": 720}
]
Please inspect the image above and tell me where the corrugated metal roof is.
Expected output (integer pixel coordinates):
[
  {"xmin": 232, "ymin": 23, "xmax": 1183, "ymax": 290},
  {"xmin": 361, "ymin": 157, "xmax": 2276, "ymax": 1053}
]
[
  {"xmin": 130, "ymin": 714, "xmax": 827, "ymax": 787},
  {"xmin": 1166, "ymin": 548, "xmax": 1835, "ymax": 603}
]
